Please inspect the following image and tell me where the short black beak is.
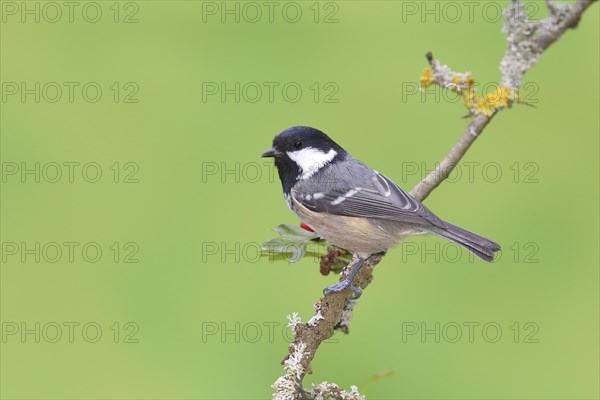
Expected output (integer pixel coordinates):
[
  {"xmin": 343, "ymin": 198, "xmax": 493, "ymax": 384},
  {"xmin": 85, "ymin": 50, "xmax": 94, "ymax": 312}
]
[{"xmin": 260, "ymin": 148, "xmax": 280, "ymax": 158}]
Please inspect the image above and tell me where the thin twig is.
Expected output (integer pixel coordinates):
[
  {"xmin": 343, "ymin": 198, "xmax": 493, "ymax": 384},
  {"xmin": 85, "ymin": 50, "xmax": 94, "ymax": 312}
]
[{"xmin": 410, "ymin": 113, "xmax": 494, "ymax": 202}]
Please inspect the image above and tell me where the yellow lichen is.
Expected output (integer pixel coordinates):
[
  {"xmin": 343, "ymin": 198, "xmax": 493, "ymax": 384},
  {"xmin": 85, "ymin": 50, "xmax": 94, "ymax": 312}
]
[
  {"xmin": 473, "ymin": 85, "xmax": 512, "ymax": 116},
  {"xmin": 419, "ymin": 68, "xmax": 434, "ymax": 89},
  {"xmin": 418, "ymin": 63, "xmax": 523, "ymax": 116}
]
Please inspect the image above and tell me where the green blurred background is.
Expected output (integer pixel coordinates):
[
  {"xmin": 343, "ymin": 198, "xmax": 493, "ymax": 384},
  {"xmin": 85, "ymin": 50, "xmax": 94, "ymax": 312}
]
[{"xmin": 1, "ymin": 1, "xmax": 598, "ymax": 399}]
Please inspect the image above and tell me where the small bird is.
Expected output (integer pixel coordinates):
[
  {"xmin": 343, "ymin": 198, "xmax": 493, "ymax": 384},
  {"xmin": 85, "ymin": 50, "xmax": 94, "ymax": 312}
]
[{"xmin": 261, "ymin": 126, "xmax": 500, "ymax": 298}]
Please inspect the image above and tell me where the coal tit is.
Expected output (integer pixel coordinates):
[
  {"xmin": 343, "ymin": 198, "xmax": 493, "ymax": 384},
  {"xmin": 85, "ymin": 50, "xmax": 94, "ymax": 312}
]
[{"xmin": 261, "ymin": 126, "xmax": 500, "ymax": 298}]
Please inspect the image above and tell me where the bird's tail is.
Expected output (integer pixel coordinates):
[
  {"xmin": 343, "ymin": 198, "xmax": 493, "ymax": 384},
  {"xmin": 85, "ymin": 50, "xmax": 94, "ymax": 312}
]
[{"xmin": 433, "ymin": 223, "xmax": 500, "ymax": 262}]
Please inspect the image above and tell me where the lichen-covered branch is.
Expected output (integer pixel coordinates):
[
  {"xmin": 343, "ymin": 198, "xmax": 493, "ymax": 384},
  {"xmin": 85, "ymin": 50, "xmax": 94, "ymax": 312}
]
[
  {"xmin": 413, "ymin": 0, "xmax": 594, "ymax": 202},
  {"xmin": 500, "ymin": 0, "xmax": 594, "ymax": 87},
  {"xmin": 273, "ymin": 255, "xmax": 382, "ymax": 400},
  {"xmin": 273, "ymin": 1, "xmax": 595, "ymax": 398}
]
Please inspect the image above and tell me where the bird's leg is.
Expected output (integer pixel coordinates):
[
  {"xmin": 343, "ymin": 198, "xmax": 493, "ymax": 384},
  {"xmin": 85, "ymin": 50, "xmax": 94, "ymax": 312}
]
[{"xmin": 323, "ymin": 255, "xmax": 367, "ymax": 299}]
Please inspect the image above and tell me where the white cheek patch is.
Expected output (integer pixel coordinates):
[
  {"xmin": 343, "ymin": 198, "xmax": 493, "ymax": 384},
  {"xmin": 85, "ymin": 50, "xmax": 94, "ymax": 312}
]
[{"xmin": 287, "ymin": 147, "xmax": 337, "ymax": 179}]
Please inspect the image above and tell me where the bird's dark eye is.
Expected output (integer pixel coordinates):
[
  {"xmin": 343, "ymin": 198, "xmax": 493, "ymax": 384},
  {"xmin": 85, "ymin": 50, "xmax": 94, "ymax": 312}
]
[{"xmin": 293, "ymin": 141, "xmax": 303, "ymax": 150}]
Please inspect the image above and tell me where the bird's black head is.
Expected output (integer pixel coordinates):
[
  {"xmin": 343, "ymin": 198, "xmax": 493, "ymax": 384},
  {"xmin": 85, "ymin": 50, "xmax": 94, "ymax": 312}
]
[{"xmin": 260, "ymin": 126, "xmax": 346, "ymax": 193}]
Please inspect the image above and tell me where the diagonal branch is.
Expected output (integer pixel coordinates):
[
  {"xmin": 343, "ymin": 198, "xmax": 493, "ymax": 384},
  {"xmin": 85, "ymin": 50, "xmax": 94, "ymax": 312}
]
[
  {"xmin": 410, "ymin": 107, "xmax": 494, "ymax": 202},
  {"xmin": 273, "ymin": 1, "xmax": 595, "ymax": 398}
]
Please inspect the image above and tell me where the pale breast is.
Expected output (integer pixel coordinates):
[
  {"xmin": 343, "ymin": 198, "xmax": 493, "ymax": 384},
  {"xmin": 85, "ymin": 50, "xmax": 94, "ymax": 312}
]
[{"xmin": 291, "ymin": 193, "xmax": 420, "ymax": 255}]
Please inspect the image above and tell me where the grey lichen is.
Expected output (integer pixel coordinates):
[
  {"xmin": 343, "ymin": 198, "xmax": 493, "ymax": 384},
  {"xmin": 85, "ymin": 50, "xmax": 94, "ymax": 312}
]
[
  {"xmin": 272, "ymin": 342, "xmax": 309, "ymax": 400},
  {"xmin": 308, "ymin": 310, "xmax": 324, "ymax": 327},
  {"xmin": 334, "ymin": 299, "xmax": 356, "ymax": 334},
  {"xmin": 428, "ymin": 59, "xmax": 473, "ymax": 93},
  {"xmin": 287, "ymin": 312, "xmax": 303, "ymax": 330},
  {"xmin": 311, "ymin": 382, "xmax": 366, "ymax": 400},
  {"xmin": 500, "ymin": 0, "xmax": 541, "ymax": 88},
  {"xmin": 500, "ymin": 0, "xmax": 589, "ymax": 87}
]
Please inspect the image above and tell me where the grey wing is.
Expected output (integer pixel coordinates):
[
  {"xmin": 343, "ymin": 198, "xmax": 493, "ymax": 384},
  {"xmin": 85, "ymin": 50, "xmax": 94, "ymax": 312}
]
[{"xmin": 294, "ymin": 170, "xmax": 449, "ymax": 229}]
